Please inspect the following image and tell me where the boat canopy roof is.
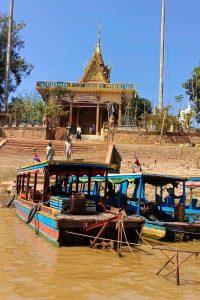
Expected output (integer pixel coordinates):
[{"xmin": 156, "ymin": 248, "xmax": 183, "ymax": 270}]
[
  {"xmin": 17, "ymin": 160, "xmax": 114, "ymax": 176},
  {"xmin": 188, "ymin": 176, "xmax": 200, "ymax": 182},
  {"xmin": 76, "ymin": 173, "xmax": 187, "ymax": 185},
  {"xmin": 72, "ymin": 173, "xmax": 142, "ymax": 184},
  {"xmin": 142, "ymin": 174, "xmax": 187, "ymax": 185}
]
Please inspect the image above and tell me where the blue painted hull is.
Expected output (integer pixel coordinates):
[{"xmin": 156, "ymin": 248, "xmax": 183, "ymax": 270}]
[{"xmin": 15, "ymin": 199, "xmax": 60, "ymax": 246}]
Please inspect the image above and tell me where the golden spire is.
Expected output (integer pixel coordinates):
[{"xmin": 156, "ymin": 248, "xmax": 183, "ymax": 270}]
[{"xmin": 95, "ymin": 21, "xmax": 101, "ymax": 53}]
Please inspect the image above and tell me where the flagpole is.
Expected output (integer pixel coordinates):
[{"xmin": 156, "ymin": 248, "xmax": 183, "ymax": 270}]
[
  {"xmin": 4, "ymin": 0, "xmax": 14, "ymax": 113},
  {"xmin": 158, "ymin": 0, "xmax": 165, "ymax": 109}
]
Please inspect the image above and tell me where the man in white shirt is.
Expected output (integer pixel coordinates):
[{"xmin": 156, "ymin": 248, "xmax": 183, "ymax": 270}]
[
  {"xmin": 46, "ymin": 143, "xmax": 55, "ymax": 162},
  {"xmin": 76, "ymin": 125, "xmax": 81, "ymax": 140},
  {"xmin": 65, "ymin": 139, "xmax": 73, "ymax": 160}
]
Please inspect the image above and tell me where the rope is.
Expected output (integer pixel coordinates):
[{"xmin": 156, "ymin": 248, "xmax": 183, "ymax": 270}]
[
  {"xmin": 121, "ymin": 218, "xmax": 139, "ymax": 261},
  {"xmin": 64, "ymin": 230, "xmax": 140, "ymax": 246},
  {"xmin": 135, "ymin": 229, "xmax": 152, "ymax": 248},
  {"xmin": 135, "ymin": 229, "xmax": 165, "ymax": 264}
]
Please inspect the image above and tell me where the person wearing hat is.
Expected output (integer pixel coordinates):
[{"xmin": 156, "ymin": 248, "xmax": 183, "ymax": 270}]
[{"xmin": 164, "ymin": 186, "xmax": 181, "ymax": 206}]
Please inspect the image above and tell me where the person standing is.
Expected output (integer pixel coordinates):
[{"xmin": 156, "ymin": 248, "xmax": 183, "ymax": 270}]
[
  {"xmin": 46, "ymin": 143, "xmax": 55, "ymax": 162},
  {"xmin": 66, "ymin": 122, "xmax": 72, "ymax": 139},
  {"xmin": 89, "ymin": 125, "xmax": 93, "ymax": 135},
  {"xmin": 65, "ymin": 138, "xmax": 73, "ymax": 160},
  {"xmin": 133, "ymin": 156, "xmax": 142, "ymax": 173},
  {"xmin": 76, "ymin": 124, "xmax": 82, "ymax": 140},
  {"xmin": 33, "ymin": 148, "xmax": 41, "ymax": 163}
]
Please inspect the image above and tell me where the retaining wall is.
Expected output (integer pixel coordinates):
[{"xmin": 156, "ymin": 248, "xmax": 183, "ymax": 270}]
[
  {"xmin": 1, "ymin": 127, "xmax": 47, "ymax": 140},
  {"xmin": 113, "ymin": 130, "xmax": 200, "ymax": 145}
]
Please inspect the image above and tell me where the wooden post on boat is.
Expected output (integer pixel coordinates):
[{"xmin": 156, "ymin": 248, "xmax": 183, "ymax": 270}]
[
  {"xmin": 88, "ymin": 170, "xmax": 91, "ymax": 196},
  {"xmin": 33, "ymin": 172, "xmax": 38, "ymax": 201},
  {"xmin": 160, "ymin": 185, "xmax": 163, "ymax": 212},
  {"xmin": 42, "ymin": 170, "xmax": 49, "ymax": 202},
  {"xmin": 76, "ymin": 171, "xmax": 80, "ymax": 193},
  {"xmin": 18, "ymin": 175, "xmax": 22, "ymax": 194},
  {"xmin": 26, "ymin": 173, "xmax": 31, "ymax": 200},
  {"xmin": 65, "ymin": 172, "xmax": 68, "ymax": 193},
  {"xmin": 104, "ymin": 169, "xmax": 108, "ymax": 198},
  {"xmin": 21, "ymin": 174, "xmax": 25, "ymax": 192},
  {"xmin": 16, "ymin": 175, "xmax": 19, "ymax": 194},
  {"xmin": 117, "ymin": 214, "xmax": 123, "ymax": 257}
]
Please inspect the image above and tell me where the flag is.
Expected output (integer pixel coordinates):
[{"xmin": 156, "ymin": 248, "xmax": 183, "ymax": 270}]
[{"xmin": 33, "ymin": 153, "xmax": 41, "ymax": 163}]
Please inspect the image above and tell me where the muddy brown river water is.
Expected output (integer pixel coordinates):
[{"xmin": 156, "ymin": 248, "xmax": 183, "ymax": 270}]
[{"xmin": 0, "ymin": 209, "xmax": 200, "ymax": 300}]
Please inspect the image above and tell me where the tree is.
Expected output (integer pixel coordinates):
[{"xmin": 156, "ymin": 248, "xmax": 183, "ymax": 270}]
[
  {"xmin": 183, "ymin": 111, "xmax": 194, "ymax": 131},
  {"xmin": 7, "ymin": 96, "xmax": 24, "ymax": 125},
  {"xmin": 45, "ymin": 100, "xmax": 68, "ymax": 129},
  {"xmin": 8, "ymin": 91, "xmax": 45, "ymax": 125},
  {"xmin": 0, "ymin": 13, "xmax": 33, "ymax": 108},
  {"xmin": 183, "ymin": 65, "xmax": 200, "ymax": 122},
  {"xmin": 147, "ymin": 107, "xmax": 182, "ymax": 133},
  {"xmin": 122, "ymin": 94, "xmax": 152, "ymax": 126}
]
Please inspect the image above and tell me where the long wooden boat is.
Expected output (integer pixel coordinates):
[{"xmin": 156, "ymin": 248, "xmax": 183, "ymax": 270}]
[
  {"xmin": 83, "ymin": 173, "xmax": 200, "ymax": 241},
  {"xmin": 15, "ymin": 161, "xmax": 144, "ymax": 247}
]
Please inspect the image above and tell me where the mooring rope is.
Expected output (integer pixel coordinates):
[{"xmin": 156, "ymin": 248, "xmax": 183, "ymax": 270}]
[
  {"xmin": 64, "ymin": 230, "xmax": 140, "ymax": 246},
  {"xmin": 135, "ymin": 229, "xmax": 152, "ymax": 248},
  {"xmin": 121, "ymin": 218, "xmax": 139, "ymax": 261}
]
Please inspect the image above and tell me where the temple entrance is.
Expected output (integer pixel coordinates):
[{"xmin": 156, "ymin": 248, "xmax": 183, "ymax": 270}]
[{"xmin": 73, "ymin": 107, "xmax": 96, "ymax": 134}]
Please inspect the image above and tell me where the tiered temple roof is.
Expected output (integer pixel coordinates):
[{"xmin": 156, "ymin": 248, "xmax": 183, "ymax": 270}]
[{"xmin": 80, "ymin": 30, "xmax": 111, "ymax": 83}]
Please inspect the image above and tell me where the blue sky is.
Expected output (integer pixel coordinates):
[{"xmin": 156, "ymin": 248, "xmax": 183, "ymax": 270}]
[{"xmin": 2, "ymin": 0, "xmax": 200, "ymax": 112}]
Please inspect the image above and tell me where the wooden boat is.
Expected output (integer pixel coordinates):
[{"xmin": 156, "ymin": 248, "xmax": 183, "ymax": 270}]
[
  {"xmin": 85, "ymin": 173, "xmax": 200, "ymax": 241},
  {"xmin": 15, "ymin": 161, "xmax": 144, "ymax": 247}
]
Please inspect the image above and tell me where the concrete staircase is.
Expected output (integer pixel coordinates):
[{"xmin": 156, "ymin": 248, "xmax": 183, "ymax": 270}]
[{"xmin": 0, "ymin": 138, "xmax": 109, "ymax": 187}]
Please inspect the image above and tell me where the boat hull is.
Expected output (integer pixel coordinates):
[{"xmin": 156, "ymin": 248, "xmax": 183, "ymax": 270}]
[
  {"xmin": 142, "ymin": 220, "xmax": 166, "ymax": 240},
  {"xmin": 15, "ymin": 198, "xmax": 144, "ymax": 247},
  {"xmin": 15, "ymin": 198, "xmax": 60, "ymax": 246}
]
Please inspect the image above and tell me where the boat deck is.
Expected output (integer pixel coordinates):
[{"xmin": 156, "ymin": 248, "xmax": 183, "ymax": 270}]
[{"xmin": 57, "ymin": 213, "xmax": 143, "ymax": 228}]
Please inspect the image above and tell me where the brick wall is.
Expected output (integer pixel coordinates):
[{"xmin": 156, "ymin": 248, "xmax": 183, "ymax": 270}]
[
  {"xmin": 1, "ymin": 127, "xmax": 47, "ymax": 140},
  {"xmin": 113, "ymin": 130, "xmax": 200, "ymax": 145}
]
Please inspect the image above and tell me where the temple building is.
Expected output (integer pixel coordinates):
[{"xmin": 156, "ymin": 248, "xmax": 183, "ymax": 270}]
[{"xmin": 36, "ymin": 29, "xmax": 136, "ymax": 135}]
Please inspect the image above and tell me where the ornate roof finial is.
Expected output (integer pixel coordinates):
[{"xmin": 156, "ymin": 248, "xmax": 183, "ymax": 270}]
[{"xmin": 95, "ymin": 21, "xmax": 101, "ymax": 54}]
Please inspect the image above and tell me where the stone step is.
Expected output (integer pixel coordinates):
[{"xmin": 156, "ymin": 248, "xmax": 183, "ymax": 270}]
[{"xmin": 0, "ymin": 139, "xmax": 109, "ymax": 165}]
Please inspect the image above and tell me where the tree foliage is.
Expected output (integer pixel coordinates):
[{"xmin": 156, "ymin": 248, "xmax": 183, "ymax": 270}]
[
  {"xmin": 8, "ymin": 91, "xmax": 45, "ymax": 125},
  {"xmin": 183, "ymin": 65, "xmax": 200, "ymax": 122},
  {"xmin": 0, "ymin": 13, "xmax": 33, "ymax": 107},
  {"xmin": 147, "ymin": 108, "xmax": 182, "ymax": 133},
  {"xmin": 45, "ymin": 100, "xmax": 69, "ymax": 129},
  {"xmin": 122, "ymin": 94, "xmax": 152, "ymax": 126}
]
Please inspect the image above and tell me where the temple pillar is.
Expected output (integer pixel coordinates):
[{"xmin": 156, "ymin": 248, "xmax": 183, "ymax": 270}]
[
  {"xmin": 96, "ymin": 103, "xmax": 100, "ymax": 135},
  {"xmin": 118, "ymin": 103, "xmax": 122, "ymax": 126},
  {"xmin": 69, "ymin": 102, "xmax": 73, "ymax": 123},
  {"xmin": 99, "ymin": 109, "xmax": 103, "ymax": 132},
  {"xmin": 76, "ymin": 108, "xmax": 80, "ymax": 127}
]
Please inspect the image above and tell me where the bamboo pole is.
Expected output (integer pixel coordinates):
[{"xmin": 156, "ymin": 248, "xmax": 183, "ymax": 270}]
[
  {"xmin": 158, "ymin": 0, "xmax": 166, "ymax": 109},
  {"xmin": 153, "ymin": 246, "xmax": 199, "ymax": 285},
  {"xmin": 176, "ymin": 250, "xmax": 180, "ymax": 285},
  {"xmin": 159, "ymin": 110, "xmax": 167, "ymax": 144}
]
